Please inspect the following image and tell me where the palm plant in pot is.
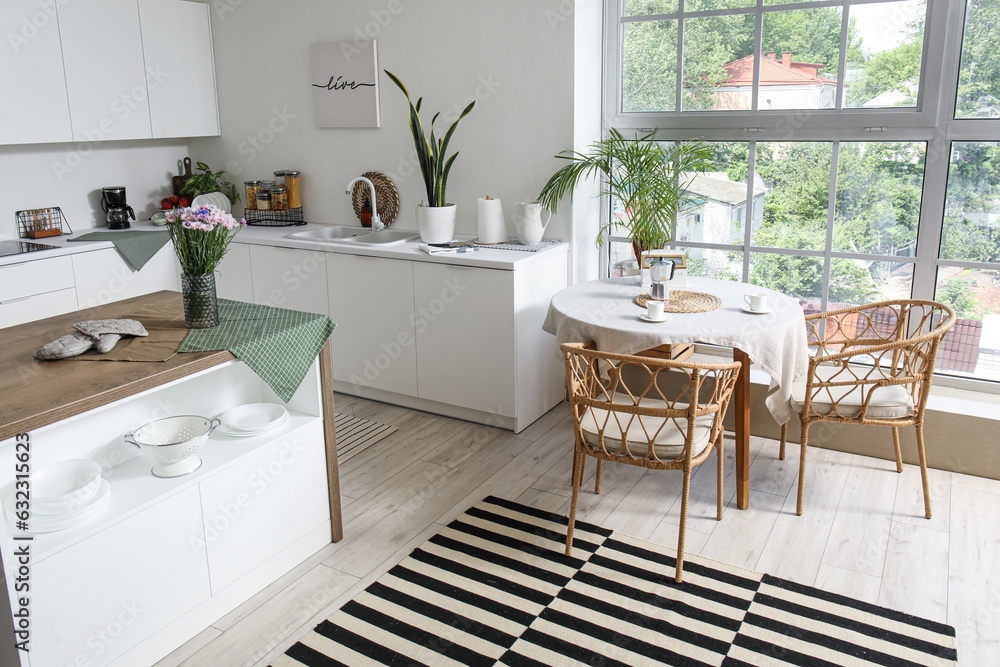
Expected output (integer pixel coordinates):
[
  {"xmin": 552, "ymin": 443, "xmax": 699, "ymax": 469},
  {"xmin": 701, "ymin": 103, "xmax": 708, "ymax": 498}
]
[
  {"xmin": 384, "ymin": 70, "xmax": 475, "ymax": 244},
  {"xmin": 537, "ymin": 129, "xmax": 714, "ymax": 261}
]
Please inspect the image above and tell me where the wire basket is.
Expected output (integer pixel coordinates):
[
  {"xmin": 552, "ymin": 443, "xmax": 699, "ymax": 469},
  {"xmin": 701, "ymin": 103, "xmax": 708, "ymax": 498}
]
[
  {"xmin": 244, "ymin": 207, "xmax": 306, "ymax": 227},
  {"xmin": 16, "ymin": 207, "xmax": 73, "ymax": 239}
]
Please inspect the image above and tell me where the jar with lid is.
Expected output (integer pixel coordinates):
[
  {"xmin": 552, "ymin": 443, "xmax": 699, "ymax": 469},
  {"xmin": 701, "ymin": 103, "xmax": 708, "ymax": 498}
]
[
  {"xmin": 284, "ymin": 170, "xmax": 301, "ymax": 209},
  {"xmin": 256, "ymin": 191, "xmax": 272, "ymax": 211},
  {"xmin": 273, "ymin": 171, "xmax": 287, "ymax": 188},
  {"xmin": 271, "ymin": 185, "xmax": 288, "ymax": 211},
  {"xmin": 244, "ymin": 180, "xmax": 262, "ymax": 210},
  {"xmin": 259, "ymin": 179, "xmax": 276, "ymax": 193}
]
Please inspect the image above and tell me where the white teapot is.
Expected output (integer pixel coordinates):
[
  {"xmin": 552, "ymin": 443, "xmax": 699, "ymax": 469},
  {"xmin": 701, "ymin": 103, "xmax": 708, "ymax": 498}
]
[{"xmin": 513, "ymin": 202, "xmax": 552, "ymax": 246}]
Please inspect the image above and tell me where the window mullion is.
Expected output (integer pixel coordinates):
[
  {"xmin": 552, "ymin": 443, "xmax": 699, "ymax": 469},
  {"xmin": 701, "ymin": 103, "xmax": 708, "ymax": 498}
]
[
  {"xmin": 912, "ymin": 136, "xmax": 950, "ymax": 302},
  {"xmin": 743, "ymin": 140, "xmax": 757, "ymax": 282},
  {"xmin": 822, "ymin": 142, "xmax": 841, "ymax": 310}
]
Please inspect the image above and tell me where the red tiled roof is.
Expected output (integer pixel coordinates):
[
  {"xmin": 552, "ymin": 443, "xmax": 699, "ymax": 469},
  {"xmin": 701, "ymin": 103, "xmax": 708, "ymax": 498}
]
[{"xmin": 723, "ymin": 53, "xmax": 836, "ymax": 86}]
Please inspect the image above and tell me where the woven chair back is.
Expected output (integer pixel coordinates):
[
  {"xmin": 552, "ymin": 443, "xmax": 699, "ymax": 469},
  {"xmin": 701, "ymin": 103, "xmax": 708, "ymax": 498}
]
[{"xmin": 561, "ymin": 343, "xmax": 741, "ymax": 469}]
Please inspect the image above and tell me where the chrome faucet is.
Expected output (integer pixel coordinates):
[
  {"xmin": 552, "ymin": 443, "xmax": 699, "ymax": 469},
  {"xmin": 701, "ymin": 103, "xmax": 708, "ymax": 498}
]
[{"xmin": 346, "ymin": 176, "xmax": 384, "ymax": 231}]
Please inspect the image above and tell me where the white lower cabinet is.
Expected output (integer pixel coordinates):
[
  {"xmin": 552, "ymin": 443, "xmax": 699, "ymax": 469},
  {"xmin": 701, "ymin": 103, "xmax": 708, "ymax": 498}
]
[
  {"xmin": 32, "ymin": 487, "xmax": 210, "ymax": 667},
  {"xmin": 224, "ymin": 241, "xmax": 568, "ymax": 432},
  {"xmin": 412, "ymin": 262, "xmax": 516, "ymax": 416},
  {"xmin": 200, "ymin": 423, "xmax": 329, "ymax": 592},
  {"xmin": 0, "ymin": 256, "xmax": 78, "ymax": 328},
  {"xmin": 327, "ymin": 254, "xmax": 418, "ymax": 395},
  {"xmin": 215, "ymin": 243, "xmax": 254, "ymax": 302},
  {"xmin": 248, "ymin": 245, "xmax": 329, "ymax": 313},
  {"xmin": 73, "ymin": 246, "xmax": 181, "ymax": 310}
]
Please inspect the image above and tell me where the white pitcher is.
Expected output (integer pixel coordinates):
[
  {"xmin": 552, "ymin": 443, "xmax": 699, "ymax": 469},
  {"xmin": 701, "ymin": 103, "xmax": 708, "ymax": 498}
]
[{"xmin": 513, "ymin": 202, "xmax": 552, "ymax": 246}]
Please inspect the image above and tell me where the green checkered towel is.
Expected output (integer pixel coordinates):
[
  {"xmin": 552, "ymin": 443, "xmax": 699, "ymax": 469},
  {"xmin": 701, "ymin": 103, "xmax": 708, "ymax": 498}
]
[
  {"xmin": 68, "ymin": 230, "xmax": 171, "ymax": 270},
  {"xmin": 178, "ymin": 299, "xmax": 337, "ymax": 402}
]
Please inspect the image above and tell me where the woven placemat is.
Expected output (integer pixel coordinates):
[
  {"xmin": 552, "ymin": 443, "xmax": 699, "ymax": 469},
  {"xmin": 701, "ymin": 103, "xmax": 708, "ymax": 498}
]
[
  {"xmin": 634, "ymin": 290, "xmax": 722, "ymax": 313},
  {"xmin": 351, "ymin": 171, "xmax": 399, "ymax": 226}
]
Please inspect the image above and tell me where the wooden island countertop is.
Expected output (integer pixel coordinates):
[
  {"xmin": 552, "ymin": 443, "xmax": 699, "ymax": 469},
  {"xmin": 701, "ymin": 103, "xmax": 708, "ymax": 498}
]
[{"xmin": 0, "ymin": 291, "xmax": 235, "ymax": 441}]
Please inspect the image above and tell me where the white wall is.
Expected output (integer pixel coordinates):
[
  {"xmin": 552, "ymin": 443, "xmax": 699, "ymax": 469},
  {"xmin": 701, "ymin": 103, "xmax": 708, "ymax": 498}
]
[
  {"xmin": 190, "ymin": 0, "xmax": 583, "ymax": 245},
  {"xmin": 0, "ymin": 140, "xmax": 190, "ymax": 239}
]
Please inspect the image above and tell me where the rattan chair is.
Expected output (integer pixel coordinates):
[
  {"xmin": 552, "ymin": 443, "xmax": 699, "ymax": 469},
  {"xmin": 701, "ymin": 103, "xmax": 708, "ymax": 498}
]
[
  {"xmin": 779, "ymin": 300, "xmax": 956, "ymax": 518},
  {"xmin": 561, "ymin": 342, "xmax": 741, "ymax": 583}
]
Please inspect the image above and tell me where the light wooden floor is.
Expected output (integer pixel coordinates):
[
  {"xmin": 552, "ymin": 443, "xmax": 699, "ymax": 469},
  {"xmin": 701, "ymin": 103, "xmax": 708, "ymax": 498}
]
[{"xmin": 155, "ymin": 394, "xmax": 1000, "ymax": 667}]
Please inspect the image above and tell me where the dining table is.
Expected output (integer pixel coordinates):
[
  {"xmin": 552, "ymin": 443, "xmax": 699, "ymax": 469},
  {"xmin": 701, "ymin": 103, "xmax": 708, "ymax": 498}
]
[{"xmin": 542, "ymin": 275, "xmax": 809, "ymax": 509}]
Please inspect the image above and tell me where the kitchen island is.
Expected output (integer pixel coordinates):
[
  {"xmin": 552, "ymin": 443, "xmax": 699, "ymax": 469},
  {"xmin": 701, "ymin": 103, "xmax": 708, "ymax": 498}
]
[{"xmin": 0, "ymin": 291, "xmax": 342, "ymax": 667}]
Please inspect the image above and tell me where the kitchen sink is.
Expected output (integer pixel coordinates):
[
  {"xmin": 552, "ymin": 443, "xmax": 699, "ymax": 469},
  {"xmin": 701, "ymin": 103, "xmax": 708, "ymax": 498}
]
[
  {"xmin": 284, "ymin": 226, "xmax": 362, "ymax": 241},
  {"xmin": 348, "ymin": 229, "xmax": 418, "ymax": 245}
]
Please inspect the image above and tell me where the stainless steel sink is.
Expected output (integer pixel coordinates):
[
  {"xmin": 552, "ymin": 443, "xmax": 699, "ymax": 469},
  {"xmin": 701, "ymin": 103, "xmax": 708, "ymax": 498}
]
[
  {"xmin": 284, "ymin": 226, "xmax": 362, "ymax": 241},
  {"xmin": 348, "ymin": 229, "xmax": 418, "ymax": 245}
]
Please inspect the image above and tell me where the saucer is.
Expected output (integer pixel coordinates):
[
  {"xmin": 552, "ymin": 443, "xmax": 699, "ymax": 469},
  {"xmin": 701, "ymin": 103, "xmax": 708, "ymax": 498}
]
[
  {"xmin": 639, "ymin": 314, "xmax": 672, "ymax": 323},
  {"xmin": 741, "ymin": 305, "xmax": 772, "ymax": 314}
]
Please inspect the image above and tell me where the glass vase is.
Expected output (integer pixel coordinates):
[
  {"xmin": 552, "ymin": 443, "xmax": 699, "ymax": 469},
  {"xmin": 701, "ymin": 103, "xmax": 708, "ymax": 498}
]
[{"xmin": 181, "ymin": 273, "xmax": 220, "ymax": 329}]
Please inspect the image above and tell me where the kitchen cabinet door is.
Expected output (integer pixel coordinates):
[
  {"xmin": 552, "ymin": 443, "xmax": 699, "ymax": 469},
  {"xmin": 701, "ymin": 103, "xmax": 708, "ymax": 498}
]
[
  {"xmin": 199, "ymin": 423, "xmax": 329, "ymax": 592},
  {"xmin": 327, "ymin": 254, "xmax": 418, "ymax": 395},
  {"xmin": 138, "ymin": 0, "xmax": 220, "ymax": 138},
  {"xmin": 73, "ymin": 246, "xmax": 181, "ymax": 309},
  {"xmin": 215, "ymin": 243, "xmax": 254, "ymax": 302},
  {"xmin": 412, "ymin": 263, "xmax": 516, "ymax": 416},
  {"xmin": 0, "ymin": 1, "xmax": 73, "ymax": 144},
  {"xmin": 31, "ymin": 487, "xmax": 210, "ymax": 667},
  {"xmin": 58, "ymin": 0, "xmax": 153, "ymax": 142},
  {"xmin": 248, "ymin": 245, "xmax": 329, "ymax": 314}
]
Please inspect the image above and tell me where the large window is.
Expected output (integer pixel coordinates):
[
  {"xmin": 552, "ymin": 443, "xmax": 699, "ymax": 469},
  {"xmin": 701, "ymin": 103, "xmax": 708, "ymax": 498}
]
[{"xmin": 605, "ymin": 0, "xmax": 1000, "ymax": 385}]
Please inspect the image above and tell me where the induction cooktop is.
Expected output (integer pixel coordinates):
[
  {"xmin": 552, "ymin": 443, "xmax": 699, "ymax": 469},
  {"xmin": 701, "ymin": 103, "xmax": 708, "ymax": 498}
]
[{"xmin": 0, "ymin": 240, "xmax": 59, "ymax": 258}]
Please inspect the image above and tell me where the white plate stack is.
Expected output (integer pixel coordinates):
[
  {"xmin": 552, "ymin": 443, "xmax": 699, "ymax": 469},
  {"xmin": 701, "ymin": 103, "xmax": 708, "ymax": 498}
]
[
  {"xmin": 5, "ymin": 459, "xmax": 111, "ymax": 533},
  {"xmin": 215, "ymin": 403, "xmax": 289, "ymax": 438}
]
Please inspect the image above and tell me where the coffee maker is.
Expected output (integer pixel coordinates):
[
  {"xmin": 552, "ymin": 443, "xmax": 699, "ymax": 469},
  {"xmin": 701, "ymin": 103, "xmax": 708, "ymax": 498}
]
[{"xmin": 101, "ymin": 186, "xmax": 135, "ymax": 230}]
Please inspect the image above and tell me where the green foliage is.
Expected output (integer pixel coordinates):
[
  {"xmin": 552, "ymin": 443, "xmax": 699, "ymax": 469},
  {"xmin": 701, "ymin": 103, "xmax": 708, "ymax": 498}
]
[
  {"xmin": 536, "ymin": 129, "xmax": 714, "ymax": 250},
  {"xmin": 847, "ymin": 39, "xmax": 922, "ymax": 107},
  {"xmin": 956, "ymin": 0, "xmax": 1000, "ymax": 117},
  {"xmin": 181, "ymin": 162, "xmax": 240, "ymax": 204},
  {"xmin": 939, "ymin": 278, "xmax": 983, "ymax": 320},
  {"xmin": 383, "ymin": 70, "xmax": 475, "ymax": 207}
]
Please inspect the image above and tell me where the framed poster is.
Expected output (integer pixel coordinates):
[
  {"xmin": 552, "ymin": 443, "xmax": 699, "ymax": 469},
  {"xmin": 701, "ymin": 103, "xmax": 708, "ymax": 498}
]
[
  {"xmin": 310, "ymin": 40, "xmax": 380, "ymax": 128},
  {"xmin": 639, "ymin": 251, "xmax": 687, "ymax": 269}
]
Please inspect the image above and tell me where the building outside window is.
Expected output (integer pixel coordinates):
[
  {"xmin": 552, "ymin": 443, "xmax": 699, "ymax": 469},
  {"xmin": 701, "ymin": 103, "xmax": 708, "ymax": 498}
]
[{"xmin": 604, "ymin": 0, "xmax": 1000, "ymax": 385}]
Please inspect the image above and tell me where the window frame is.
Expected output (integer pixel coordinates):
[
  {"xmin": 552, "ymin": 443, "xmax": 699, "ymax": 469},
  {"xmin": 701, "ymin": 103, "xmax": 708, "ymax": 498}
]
[{"xmin": 601, "ymin": 0, "xmax": 1000, "ymax": 391}]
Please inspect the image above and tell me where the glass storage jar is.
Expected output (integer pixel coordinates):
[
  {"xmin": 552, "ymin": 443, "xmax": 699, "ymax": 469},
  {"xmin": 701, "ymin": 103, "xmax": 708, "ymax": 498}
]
[
  {"xmin": 244, "ymin": 180, "xmax": 262, "ymax": 210},
  {"xmin": 270, "ymin": 186, "xmax": 288, "ymax": 211},
  {"xmin": 256, "ymin": 191, "xmax": 271, "ymax": 211},
  {"xmin": 284, "ymin": 171, "xmax": 301, "ymax": 209}
]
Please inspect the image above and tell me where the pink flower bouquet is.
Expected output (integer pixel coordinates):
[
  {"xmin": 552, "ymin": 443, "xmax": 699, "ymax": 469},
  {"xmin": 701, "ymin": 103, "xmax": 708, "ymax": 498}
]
[{"xmin": 165, "ymin": 205, "xmax": 246, "ymax": 276}]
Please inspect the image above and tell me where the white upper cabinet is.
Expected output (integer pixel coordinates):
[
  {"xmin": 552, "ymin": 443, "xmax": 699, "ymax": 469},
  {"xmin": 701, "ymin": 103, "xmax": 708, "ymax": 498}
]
[
  {"xmin": 0, "ymin": 0, "xmax": 220, "ymax": 146},
  {"xmin": 0, "ymin": 0, "xmax": 74, "ymax": 144},
  {"xmin": 58, "ymin": 0, "xmax": 154, "ymax": 141},
  {"xmin": 138, "ymin": 0, "xmax": 220, "ymax": 137}
]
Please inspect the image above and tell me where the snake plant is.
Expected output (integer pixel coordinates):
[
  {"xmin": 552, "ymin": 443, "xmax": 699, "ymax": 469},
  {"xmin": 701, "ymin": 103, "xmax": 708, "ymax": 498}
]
[{"xmin": 384, "ymin": 70, "xmax": 475, "ymax": 208}]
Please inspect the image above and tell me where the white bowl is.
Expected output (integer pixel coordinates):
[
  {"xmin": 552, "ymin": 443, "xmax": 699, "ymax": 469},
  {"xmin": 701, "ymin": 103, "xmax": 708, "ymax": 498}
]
[
  {"xmin": 30, "ymin": 459, "xmax": 102, "ymax": 514},
  {"xmin": 218, "ymin": 403, "xmax": 288, "ymax": 432},
  {"xmin": 125, "ymin": 415, "xmax": 219, "ymax": 478}
]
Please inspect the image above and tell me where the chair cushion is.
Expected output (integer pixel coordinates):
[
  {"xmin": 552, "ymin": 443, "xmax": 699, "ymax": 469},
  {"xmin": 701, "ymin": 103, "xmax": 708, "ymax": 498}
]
[
  {"xmin": 579, "ymin": 397, "xmax": 715, "ymax": 461},
  {"xmin": 789, "ymin": 363, "xmax": 914, "ymax": 419}
]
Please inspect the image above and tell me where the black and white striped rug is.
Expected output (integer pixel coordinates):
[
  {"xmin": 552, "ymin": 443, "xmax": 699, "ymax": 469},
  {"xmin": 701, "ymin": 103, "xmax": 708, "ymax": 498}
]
[
  {"xmin": 272, "ymin": 497, "xmax": 958, "ymax": 666},
  {"xmin": 334, "ymin": 413, "xmax": 397, "ymax": 462}
]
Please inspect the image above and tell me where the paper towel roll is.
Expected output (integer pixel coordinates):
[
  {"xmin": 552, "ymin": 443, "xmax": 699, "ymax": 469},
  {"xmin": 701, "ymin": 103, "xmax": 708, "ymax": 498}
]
[{"xmin": 477, "ymin": 197, "xmax": 506, "ymax": 244}]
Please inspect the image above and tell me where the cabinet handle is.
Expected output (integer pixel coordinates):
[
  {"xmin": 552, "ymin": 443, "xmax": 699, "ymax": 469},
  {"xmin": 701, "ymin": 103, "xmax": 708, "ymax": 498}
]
[{"xmin": 0, "ymin": 296, "xmax": 31, "ymax": 305}]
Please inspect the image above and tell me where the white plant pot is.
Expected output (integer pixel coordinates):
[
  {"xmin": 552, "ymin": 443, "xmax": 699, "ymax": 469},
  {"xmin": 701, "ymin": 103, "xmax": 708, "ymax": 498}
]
[{"xmin": 415, "ymin": 204, "xmax": 456, "ymax": 244}]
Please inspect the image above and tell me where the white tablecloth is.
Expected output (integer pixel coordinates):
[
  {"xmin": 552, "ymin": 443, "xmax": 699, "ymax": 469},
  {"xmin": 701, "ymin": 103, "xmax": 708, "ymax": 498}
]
[{"xmin": 542, "ymin": 276, "xmax": 809, "ymax": 425}]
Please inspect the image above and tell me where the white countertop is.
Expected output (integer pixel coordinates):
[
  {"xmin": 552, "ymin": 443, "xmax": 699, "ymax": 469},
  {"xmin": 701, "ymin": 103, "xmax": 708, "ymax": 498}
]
[
  {"xmin": 232, "ymin": 223, "xmax": 568, "ymax": 271},
  {"xmin": 1, "ymin": 221, "xmax": 568, "ymax": 271}
]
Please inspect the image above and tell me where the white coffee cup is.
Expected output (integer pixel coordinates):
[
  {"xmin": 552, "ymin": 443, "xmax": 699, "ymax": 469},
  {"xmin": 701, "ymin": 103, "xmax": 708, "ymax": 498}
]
[
  {"xmin": 744, "ymin": 293, "xmax": 769, "ymax": 312},
  {"xmin": 646, "ymin": 299, "xmax": 666, "ymax": 321}
]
